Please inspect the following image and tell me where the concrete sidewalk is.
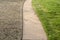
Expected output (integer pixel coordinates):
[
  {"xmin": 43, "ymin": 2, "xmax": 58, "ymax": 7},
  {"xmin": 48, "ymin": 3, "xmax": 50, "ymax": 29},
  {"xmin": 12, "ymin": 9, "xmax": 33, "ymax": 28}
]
[{"xmin": 23, "ymin": 0, "xmax": 47, "ymax": 40}]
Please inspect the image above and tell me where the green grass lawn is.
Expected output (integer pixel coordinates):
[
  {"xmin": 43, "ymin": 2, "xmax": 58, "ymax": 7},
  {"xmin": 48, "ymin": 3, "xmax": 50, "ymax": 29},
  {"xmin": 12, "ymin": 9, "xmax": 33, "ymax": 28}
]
[{"xmin": 32, "ymin": 0, "xmax": 60, "ymax": 40}]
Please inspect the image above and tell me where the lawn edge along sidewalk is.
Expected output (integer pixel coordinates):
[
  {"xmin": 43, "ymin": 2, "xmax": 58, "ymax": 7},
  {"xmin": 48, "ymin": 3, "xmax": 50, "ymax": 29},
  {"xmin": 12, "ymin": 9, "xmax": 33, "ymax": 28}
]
[{"xmin": 23, "ymin": 0, "xmax": 47, "ymax": 40}]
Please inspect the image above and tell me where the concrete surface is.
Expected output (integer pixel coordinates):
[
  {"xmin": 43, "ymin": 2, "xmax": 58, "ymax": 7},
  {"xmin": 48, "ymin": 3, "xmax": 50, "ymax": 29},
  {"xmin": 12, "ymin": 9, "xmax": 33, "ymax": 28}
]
[
  {"xmin": 0, "ymin": 0, "xmax": 25, "ymax": 40},
  {"xmin": 23, "ymin": 0, "xmax": 47, "ymax": 40}
]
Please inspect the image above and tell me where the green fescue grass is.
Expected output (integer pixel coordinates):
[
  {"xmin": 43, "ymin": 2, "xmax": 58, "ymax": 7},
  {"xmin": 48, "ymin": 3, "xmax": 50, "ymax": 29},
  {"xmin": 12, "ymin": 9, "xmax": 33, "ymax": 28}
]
[{"xmin": 32, "ymin": 0, "xmax": 60, "ymax": 40}]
